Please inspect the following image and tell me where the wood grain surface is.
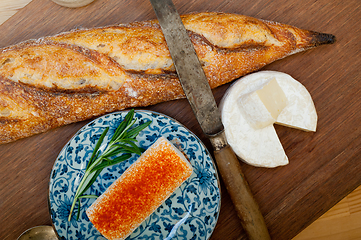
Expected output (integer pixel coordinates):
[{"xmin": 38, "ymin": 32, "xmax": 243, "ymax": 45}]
[
  {"xmin": 295, "ymin": 187, "xmax": 361, "ymax": 240},
  {"xmin": 0, "ymin": 0, "xmax": 360, "ymax": 239},
  {"xmin": 0, "ymin": 0, "xmax": 31, "ymax": 25}
]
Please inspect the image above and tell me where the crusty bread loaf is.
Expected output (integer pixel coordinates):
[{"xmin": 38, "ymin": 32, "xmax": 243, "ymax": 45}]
[
  {"xmin": 0, "ymin": 12, "xmax": 335, "ymax": 143},
  {"xmin": 86, "ymin": 137, "xmax": 193, "ymax": 240}
]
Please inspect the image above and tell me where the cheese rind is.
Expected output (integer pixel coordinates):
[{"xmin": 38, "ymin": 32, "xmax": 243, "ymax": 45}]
[
  {"xmin": 86, "ymin": 136, "xmax": 193, "ymax": 240},
  {"xmin": 276, "ymin": 76, "xmax": 317, "ymax": 131},
  {"xmin": 223, "ymin": 107, "xmax": 289, "ymax": 167}
]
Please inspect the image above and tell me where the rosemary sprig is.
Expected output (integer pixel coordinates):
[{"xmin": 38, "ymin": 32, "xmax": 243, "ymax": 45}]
[{"xmin": 68, "ymin": 109, "xmax": 151, "ymax": 221}]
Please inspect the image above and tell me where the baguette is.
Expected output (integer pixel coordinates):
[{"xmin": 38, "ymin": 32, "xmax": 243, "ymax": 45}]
[
  {"xmin": 0, "ymin": 12, "xmax": 335, "ymax": 144},
  {"xmin": 86, "ymin": 137, "xmax": 193, "ymax": 240}
]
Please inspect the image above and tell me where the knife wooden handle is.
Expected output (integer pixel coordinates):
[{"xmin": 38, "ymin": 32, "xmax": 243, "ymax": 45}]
[{"xmin": 210, "ymin": 132, "xmax": 271, "ymax": 240}]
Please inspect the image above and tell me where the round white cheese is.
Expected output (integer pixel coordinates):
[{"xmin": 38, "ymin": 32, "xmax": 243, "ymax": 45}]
[{"xmin": 220, "ymin": 71, "xmax": 317, "ymax": 168}]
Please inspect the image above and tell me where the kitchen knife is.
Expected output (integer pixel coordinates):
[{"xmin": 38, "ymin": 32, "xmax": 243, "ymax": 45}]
[{"xmin": 149, "ymin": 0, "xmax": 271, "ymax": 239}]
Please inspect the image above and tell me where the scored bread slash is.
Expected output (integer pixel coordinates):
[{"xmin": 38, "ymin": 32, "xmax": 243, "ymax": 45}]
[{"xmin": 86, "ymin": 136, "xmax": 193, "ymax": 240}]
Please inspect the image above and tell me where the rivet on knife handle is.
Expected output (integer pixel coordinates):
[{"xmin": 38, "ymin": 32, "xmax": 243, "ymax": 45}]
[{"xmin": 149, "ymin": 0, "xmax": 271, "ymax": 239}]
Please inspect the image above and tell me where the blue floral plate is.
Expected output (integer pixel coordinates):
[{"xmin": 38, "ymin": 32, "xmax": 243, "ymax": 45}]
[{"xmin": 48, "ymin": 110, "xmax": 221, "ymax": 240}]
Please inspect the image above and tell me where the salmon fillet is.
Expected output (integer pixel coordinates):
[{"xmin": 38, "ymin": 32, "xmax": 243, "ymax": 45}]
[{"xmin": 0, "ymin": 12, "xmax": 335, "ymax": 144}]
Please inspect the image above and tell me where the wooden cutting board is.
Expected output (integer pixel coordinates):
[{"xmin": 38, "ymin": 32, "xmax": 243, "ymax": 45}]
[{"xmin": 0, "ymin": 0, "xmax": 360, "ymax": 239}]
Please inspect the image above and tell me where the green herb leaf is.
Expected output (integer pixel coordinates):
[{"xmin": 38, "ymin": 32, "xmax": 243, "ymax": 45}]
[
  {"xmin": 68, "ymin": 110, "xmax": 152, "ymax": 221},
  {"xmin": 87, "ymin": 127, "xmax": 109, "ymax": 168},
  {"xmin": 91, "ymin": 154, "xmax": 132, "ymax": 172}
]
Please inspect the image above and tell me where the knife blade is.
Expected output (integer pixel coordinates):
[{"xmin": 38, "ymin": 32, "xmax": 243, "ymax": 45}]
[{"xmin": 149, "ymin": 0, "xmax": 271, "ymax": 239}]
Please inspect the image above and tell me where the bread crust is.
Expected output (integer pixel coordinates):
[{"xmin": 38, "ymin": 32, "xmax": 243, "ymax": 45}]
[{"xmin": 0, "ymin": 12, "xmax": 335, "ymax": 143}]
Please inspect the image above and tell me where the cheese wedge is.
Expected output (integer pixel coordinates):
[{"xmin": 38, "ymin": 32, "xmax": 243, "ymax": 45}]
[
  {"xmin": 86, "ymin": 137, "xmax": 193, "ymax": 240},
  {"xmin": 238, "ymin": 77, "xmax": 288, "ymax": 129},
  {"xmin": 220, "ymin": 71, "xmax": 317, "ymax": 168}
]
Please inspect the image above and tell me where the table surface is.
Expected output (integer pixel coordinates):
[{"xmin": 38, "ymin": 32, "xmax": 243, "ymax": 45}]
[{"xmin": 0, "ymin": 0, "xmax": 360, "ymax": 239}]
